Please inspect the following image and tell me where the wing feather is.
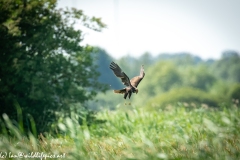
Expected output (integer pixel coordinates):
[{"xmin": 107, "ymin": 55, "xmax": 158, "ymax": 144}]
[
  {"xmin": 130, "ymin": 65, "xmax": 145, "ymax": 87},
  {"xmin": 109, "ymin": 62, "xmax": 132, "ymax": 87},
  {"xmin": 113, "ymin": 89, "xmax": 126, "ymax": 94}
]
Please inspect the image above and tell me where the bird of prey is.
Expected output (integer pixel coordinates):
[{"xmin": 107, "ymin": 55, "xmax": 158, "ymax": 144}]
[{"xmin": 109, "ymin": 61, "xmax": 145, "ymax": 99}]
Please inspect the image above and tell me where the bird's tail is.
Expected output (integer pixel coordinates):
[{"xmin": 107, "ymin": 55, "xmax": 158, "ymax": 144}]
[{"xmin": 113, "ymin": 88, "xmax": 126, "ymax": 94}]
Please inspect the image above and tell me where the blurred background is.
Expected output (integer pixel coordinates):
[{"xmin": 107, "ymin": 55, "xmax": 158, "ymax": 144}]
[
  {"xmin": 57, "ymin": 0, "xmax": 240, "ymax": 110},
  {"xmin": 58, "ymin": 0, "xmax": 240, "ymax": 59}
]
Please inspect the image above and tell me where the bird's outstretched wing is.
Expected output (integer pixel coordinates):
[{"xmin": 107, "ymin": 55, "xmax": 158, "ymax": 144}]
[
  {"xmin": 130, "ymin": 65, "xmax": 145, "ymax": 87},
  {"xmin": 109, "ymin": 62, "xmax": 132, "ymax": 87}
]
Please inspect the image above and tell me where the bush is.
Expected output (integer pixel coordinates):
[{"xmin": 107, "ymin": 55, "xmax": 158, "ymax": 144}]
[
  {"xmin": 147, "ymin": 87, "xmax": 220, "ymax": 109},
  {"xmin": 228, "ymin": 83, "xmax": 240, "ymax": 101}
]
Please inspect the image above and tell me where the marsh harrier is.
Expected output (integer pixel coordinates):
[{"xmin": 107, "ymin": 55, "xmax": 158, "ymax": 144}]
[{"xmin": 109, "ymin": 62, "xmax": 145, "ymax": 99}]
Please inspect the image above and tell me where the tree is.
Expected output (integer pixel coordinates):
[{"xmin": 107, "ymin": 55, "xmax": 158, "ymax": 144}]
[
  {"xmin": 211, "ymin": 50, "xmax": 240, "ymax": 83},
  {"xmin": 94, "ymin": 48, "xmax": 122, "ymax": 89},
  {"xmin": 228, "ymin": 84, "xmax": 240, "ymax": 101},
  {"xmin": 0, "ymin": 0, "xmax": 106, "ymax": 133},
  {"xmin": 147, "ymin": 87, "xmax": 220, "ymax": 109},
  {"xmin": 135, "ymin": 61, "xmax": 182, "ymax": 104},
  {"xmin": 116, "ymin": 55, "xmax": 139, "ymax": 79},
  {"xmin": 181, "ymin": 65, "xmax": 216, "ymax": 91},
  {"xmin": 157, "ymin": 52, "xmax": 203, "ymax": 65},
  {"xmin": 138, "ymin": 52, "xmax": 153, "ymax": 67}
]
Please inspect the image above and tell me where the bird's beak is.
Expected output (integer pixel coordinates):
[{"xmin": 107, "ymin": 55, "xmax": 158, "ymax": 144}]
[{"xmin": 136, "ymin": 89, "xmax": 138, "ymax": 94}]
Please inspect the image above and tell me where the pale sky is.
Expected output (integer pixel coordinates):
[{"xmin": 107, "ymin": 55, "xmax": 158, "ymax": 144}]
[{"xmin": 57, "ymin": 0, "xmax": 240, "ymax": 59}]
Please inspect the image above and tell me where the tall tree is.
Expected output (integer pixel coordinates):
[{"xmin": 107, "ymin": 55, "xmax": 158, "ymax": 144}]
[
  {"xmin": 94, "ymin": 48, "xmax": 122, "ymax": 89},
  {"xmin": 211, "ymin": 50, "xmax": 240, "ymax": 83},
  {"xmin": 0, "ymin": 0, "xmax": 106, "ymax": 133}
]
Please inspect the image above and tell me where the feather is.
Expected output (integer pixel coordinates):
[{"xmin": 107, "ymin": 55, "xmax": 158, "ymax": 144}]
[
  {"xmin": 109, "ymin": 62, "xmax": 132, "ymax": 87},
  {"xmin": 109, "ymin": 62, "xmax": 145, "ymax": 99},
  {"xmin": 114, "ymin": 89, "xmax": 126, "ymax": 94},
  {"xmin": 130, "ymin": 65, "xmax": 145, "ymax": 87}
]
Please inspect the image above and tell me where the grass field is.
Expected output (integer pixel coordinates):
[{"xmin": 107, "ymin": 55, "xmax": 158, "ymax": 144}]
[{"xmin": 0, "ymin": 102, "xmax": 240, "ymax": 160}]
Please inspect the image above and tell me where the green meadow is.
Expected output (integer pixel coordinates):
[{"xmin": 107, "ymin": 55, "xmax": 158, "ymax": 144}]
[{"xmin": 1, "ymin": 102, "xmax": 239, "ymax": 160}]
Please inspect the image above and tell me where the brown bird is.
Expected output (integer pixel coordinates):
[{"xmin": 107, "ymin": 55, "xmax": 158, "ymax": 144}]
[{"xmin": 109, "ymin": 61, "xmax": 145, "ymax": 99}]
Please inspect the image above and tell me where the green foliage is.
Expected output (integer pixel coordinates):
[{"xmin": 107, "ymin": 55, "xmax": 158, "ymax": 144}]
[
  {"xmin": 117, "ymin": 59, "xmax": 217, "ymax": 108},
  {"xmin": 94, "ymin": 51, "xmax": 240, "ymax": 110},
  {"xmin": 147, "ymin": 87, "xmax": 220, "ymax": 109},
  {"xmin": 228, "ymin": 83, "xmax": 240, "ymax": 100},
  {"xmin": 211, "ymin": 50, "xmax": 240, "ymax": 83},
  {"xmin": 180, "ymin": 65, "xmax": 216, "ymax": 91},
  {"xmin": 138, "ymin": 52, "xmax": 154, "ymax": 66},
  {"xmin": 157, "ymin": 52, "xmax": 204, "ymax": 65},
  {"xmin": 1, "ymin": 104, "xmax": 240, "ymax": 159},
  {"xmin": 208, "ymin": 81, "xmax": 232, "ymax": 100},
  {"xmin": 87, "ymin": 90, "xmax": 124, "ymax": 111},
  {"xmin": 141, "ymin": 61, "xmax": 182, "ymax": 95},
  {"xmin": 93, "ymin": 48, "xmax": 122, "ymax": 89},
  {"xmin": 0, "ymin": 0, "xmax": 106, "ymax": 133},
  {"xmin": 116, "ymin": 55, "xmax": 140, "ymax": 79}
]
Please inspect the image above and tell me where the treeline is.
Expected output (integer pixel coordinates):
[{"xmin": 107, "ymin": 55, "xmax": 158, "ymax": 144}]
[{"xmin": 90, "ymin": 48, "xmax": 240, "ymax": 110}]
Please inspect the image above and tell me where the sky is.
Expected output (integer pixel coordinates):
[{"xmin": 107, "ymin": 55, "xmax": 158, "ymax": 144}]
[{"xmin": 57, "ymin": 0, "xmax": 240, "ymax": 59}]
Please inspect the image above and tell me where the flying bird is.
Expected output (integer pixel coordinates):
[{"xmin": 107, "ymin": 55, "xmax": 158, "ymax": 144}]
[{"xmin": 109, "ymin": 61, "xmax": 145, "ymax": 99}]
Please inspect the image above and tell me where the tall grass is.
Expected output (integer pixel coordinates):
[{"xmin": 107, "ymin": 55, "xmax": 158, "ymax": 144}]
[{"xmin": 0, "ymin": 102, "xmax": 239, "ymax": 159}]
